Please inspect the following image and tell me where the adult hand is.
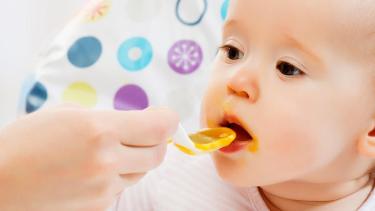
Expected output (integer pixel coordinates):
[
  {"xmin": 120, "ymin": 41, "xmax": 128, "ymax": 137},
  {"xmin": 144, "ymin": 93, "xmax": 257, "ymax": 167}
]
[{"xmin": 0, "ymin": 105, "xmax": 179, "ymax": 211}]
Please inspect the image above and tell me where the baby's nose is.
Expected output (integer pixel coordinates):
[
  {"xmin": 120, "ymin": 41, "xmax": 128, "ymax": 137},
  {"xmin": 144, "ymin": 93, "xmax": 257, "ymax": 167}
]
[{"xmin": 226, "ymin": 71, "xmax": 259, "ymax": 103}]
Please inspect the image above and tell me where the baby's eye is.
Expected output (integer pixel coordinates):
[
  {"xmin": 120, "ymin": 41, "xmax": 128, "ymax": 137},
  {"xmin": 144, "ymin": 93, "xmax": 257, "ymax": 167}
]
[
  {"xmin": 220, "ymin": 45, "xmax": 244, "ymax": 61},
  {"xmin": 276, "ymin": 61, "xmax": 305, "ymax": 76}
]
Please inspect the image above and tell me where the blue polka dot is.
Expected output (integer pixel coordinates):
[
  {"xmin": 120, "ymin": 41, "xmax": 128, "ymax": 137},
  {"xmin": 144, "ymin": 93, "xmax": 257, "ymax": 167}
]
[
  {"xmin": 25, "ymin": 82, "xmax": 48, "ymax": 113},
  {"xmin": 176, "ymin": 0, "xmax": 207, "ymax": 26},
  {"xmin": 18, "ymin": 74, "xmax": 36, "ymax": 114},
  {"xmin": 221, "ymin": 0, "xmax": 230, "ymax": 20},
  {"xmin": 117, "ymin": 37, "xmax": 153, "ymax": 71},
  {"xmin": 68, "ymin": 36, "xmax": 102, "ymax": 68}
]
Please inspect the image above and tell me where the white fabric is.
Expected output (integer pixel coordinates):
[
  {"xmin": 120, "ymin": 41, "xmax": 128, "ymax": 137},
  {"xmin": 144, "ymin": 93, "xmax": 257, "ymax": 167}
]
[
  {"xmin": 109, "ymin": 147, "xmax": 375, "ymax": 211},
  {"xmin": 19, "ymin": 0, "xmax": 225, "ymax": 132},
  {"xmin": 109, "ymin": 147, "xmax": 270, "ymax": 211}
]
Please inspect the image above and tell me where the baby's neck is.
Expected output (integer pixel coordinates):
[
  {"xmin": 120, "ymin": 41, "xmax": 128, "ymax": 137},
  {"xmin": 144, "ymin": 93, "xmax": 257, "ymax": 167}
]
[{"xmin": 259, "ymin": 174, "xmax": 374, "ymax": 211}]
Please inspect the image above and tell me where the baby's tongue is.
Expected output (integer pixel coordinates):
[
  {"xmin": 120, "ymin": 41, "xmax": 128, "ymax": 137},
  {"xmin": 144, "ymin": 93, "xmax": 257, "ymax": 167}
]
[{"xmin": 227, "ymin": 123, "xmax": 253, "ymax": 142}]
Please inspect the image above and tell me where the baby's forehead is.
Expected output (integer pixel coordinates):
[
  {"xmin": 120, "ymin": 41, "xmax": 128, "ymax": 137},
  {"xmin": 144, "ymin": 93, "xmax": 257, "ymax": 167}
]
[
  {"xmin": 227, "ymin": 0, "xmax": 375, "ymax": 60},
  {"xmin": 229, "ymin": 0, "xmax": 374, "ymax": 32}
]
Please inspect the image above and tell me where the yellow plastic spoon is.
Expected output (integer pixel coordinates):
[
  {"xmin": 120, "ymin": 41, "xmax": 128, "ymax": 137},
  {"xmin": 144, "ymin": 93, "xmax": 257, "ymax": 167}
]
[{"xmin": 170, "ymin": 123, "xmax": 236, "ymax": 155}]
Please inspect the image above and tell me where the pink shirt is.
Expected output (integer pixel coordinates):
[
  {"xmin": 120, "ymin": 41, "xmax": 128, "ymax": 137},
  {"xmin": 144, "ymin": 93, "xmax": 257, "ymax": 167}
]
[{"xmin": 108, "ymin": 147, "xmax": 375, "ymax": 211}]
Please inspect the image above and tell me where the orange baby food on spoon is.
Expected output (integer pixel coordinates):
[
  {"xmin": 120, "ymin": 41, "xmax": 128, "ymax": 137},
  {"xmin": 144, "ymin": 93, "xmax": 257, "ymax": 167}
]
[{"xmin": 170, "ymin": 124, "xmax": 236, "ymax": 155}]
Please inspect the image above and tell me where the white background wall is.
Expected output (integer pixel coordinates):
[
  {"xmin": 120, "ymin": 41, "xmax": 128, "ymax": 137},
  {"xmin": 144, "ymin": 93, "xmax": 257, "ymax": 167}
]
[{"xmin": 0, "ymin": 0, "xmax": 86, "ymax": 127}]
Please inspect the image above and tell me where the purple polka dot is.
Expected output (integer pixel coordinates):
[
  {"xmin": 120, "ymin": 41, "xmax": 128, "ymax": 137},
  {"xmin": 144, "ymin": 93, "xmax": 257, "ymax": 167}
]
[
  {"xmin": 114, "ymin": 84, "xmax": 149, "ymax": 110},
  {"xmin": 168, "ymin": 40, "xmax": 203, "ymax": 74}
]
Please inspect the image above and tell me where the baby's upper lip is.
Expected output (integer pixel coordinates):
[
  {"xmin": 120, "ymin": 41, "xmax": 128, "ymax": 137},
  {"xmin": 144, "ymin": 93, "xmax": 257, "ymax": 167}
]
[
  {"xmin": 219, "ymin": 113, "xmax": 256, "ymax": 140},
  {"xmin": 221, "ymin": 113, "xmax": 242, "ymax": 126}
]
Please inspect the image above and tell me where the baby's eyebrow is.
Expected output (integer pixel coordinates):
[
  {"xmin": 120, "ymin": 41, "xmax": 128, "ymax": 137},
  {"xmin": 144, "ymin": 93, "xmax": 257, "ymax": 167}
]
[
  {"xmin": 282, "ymin": 34, "xmax": 321, "ymax": 63},
  {"xmin": 222, "ymin": 19, "xmax": 240, "ymax": 38},
  {"xmin": 223, "ymin": 19, "xmax": 237, "ymax": 31},
  {"xmin": 222, "ymin": 19, "xmax": 321, "ymax": 64}
]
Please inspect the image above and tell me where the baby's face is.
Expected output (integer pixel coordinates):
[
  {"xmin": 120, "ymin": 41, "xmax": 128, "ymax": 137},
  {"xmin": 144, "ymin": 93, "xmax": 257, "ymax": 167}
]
[{"xmin": 201, "ymin": 0, "xmax": 375, "ymax": 187}]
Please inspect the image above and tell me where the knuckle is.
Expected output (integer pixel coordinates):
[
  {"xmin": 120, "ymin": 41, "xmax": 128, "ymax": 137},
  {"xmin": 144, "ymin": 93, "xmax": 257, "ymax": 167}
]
[
  {"xmin": 88, "ymin": 162, "xmax": 107, "ymax": 177},
  {"xmin": 149, "ymin": 121, "xmax": 171, "ymax": 142},
  {"xmin": 89, "ymin": 153, "xmax": 118, "ymax": 176},
  {"xmin": 89, "ymin": 125, "xmax": 117, "ymax": 147},
  {"xmin": 145, "ymin": 109, "xmax": 179, "ymax": 142},
  {"xmin": 80, "ymin": 119, "xmax": 118, "ymax": 150},
  {"xmin": 83, "ymin": 150, "xmax": 118, "ymax": 178}
]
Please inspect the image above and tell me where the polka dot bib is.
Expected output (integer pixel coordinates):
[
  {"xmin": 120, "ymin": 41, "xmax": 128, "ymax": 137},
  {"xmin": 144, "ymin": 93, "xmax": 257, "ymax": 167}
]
[{"xmin": 20, "ymin": 0, "xmax": 229, "ymax": 131}]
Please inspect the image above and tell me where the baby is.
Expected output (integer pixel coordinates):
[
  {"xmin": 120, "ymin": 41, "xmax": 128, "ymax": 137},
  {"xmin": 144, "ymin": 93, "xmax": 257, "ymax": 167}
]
[{"xmin": 112, "ymin": 0, "xmax": 375, "ymax": 210}]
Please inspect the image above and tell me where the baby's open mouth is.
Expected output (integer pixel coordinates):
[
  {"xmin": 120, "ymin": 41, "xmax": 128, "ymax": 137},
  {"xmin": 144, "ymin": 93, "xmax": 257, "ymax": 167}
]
[
  {"xmin": 219, "ymin": 114, "xmax": 259, "ymax": 153},
  {"xmin": 219, "ymin": 122, "xmax": 253, "ymax": 153},
  {"xmin": 223, "ymin": 122, "xmax": 253, "ymax": 142},
  {"xmin": 219, "ymin": 117, "xmax": 255, "ymax": 153},
  {"xmin": 220, "ymin": 114, "xmax": 254, "ymax": 140}
]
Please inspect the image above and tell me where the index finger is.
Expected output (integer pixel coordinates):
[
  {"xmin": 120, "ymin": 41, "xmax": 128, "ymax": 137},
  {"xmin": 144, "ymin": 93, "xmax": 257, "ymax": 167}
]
[{"xmin": 95, "ymin": 108, "xmax": 179, "ymax": 147}]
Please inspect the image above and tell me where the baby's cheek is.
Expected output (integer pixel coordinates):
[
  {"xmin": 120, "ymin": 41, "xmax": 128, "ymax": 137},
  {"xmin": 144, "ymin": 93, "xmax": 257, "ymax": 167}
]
[{"xmin": 261, "ymin": 124, "xmax": 325, "ymax": 172}]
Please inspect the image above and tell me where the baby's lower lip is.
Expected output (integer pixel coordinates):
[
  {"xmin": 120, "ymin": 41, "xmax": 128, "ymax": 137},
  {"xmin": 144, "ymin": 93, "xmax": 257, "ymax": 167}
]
[{"xmin": 219, "ymin": 139, "xmax": 251, "ymax": 153}]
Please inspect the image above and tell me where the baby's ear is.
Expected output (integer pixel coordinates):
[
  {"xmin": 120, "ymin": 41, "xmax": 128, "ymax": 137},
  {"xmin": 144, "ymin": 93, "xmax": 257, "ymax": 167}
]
[{"xmin": 358, "ymin": 119, "xmax": 375, "ymax": 157}]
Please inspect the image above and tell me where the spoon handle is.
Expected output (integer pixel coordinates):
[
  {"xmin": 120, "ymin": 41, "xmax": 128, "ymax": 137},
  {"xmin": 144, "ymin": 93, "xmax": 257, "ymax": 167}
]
[{"xmin": 170, "ymin": 123, "xmax": 204, "ymax": 156}]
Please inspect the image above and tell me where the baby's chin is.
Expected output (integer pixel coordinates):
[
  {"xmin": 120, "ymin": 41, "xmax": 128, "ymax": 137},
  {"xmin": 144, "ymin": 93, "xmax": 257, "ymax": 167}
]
[
  {"xmin": 210, "ymin": 153, "xmax": 298, "ymax": 188},
  {"xmin": 210, "ymin": 154, "xmax": 269, "ymax": 187}
]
